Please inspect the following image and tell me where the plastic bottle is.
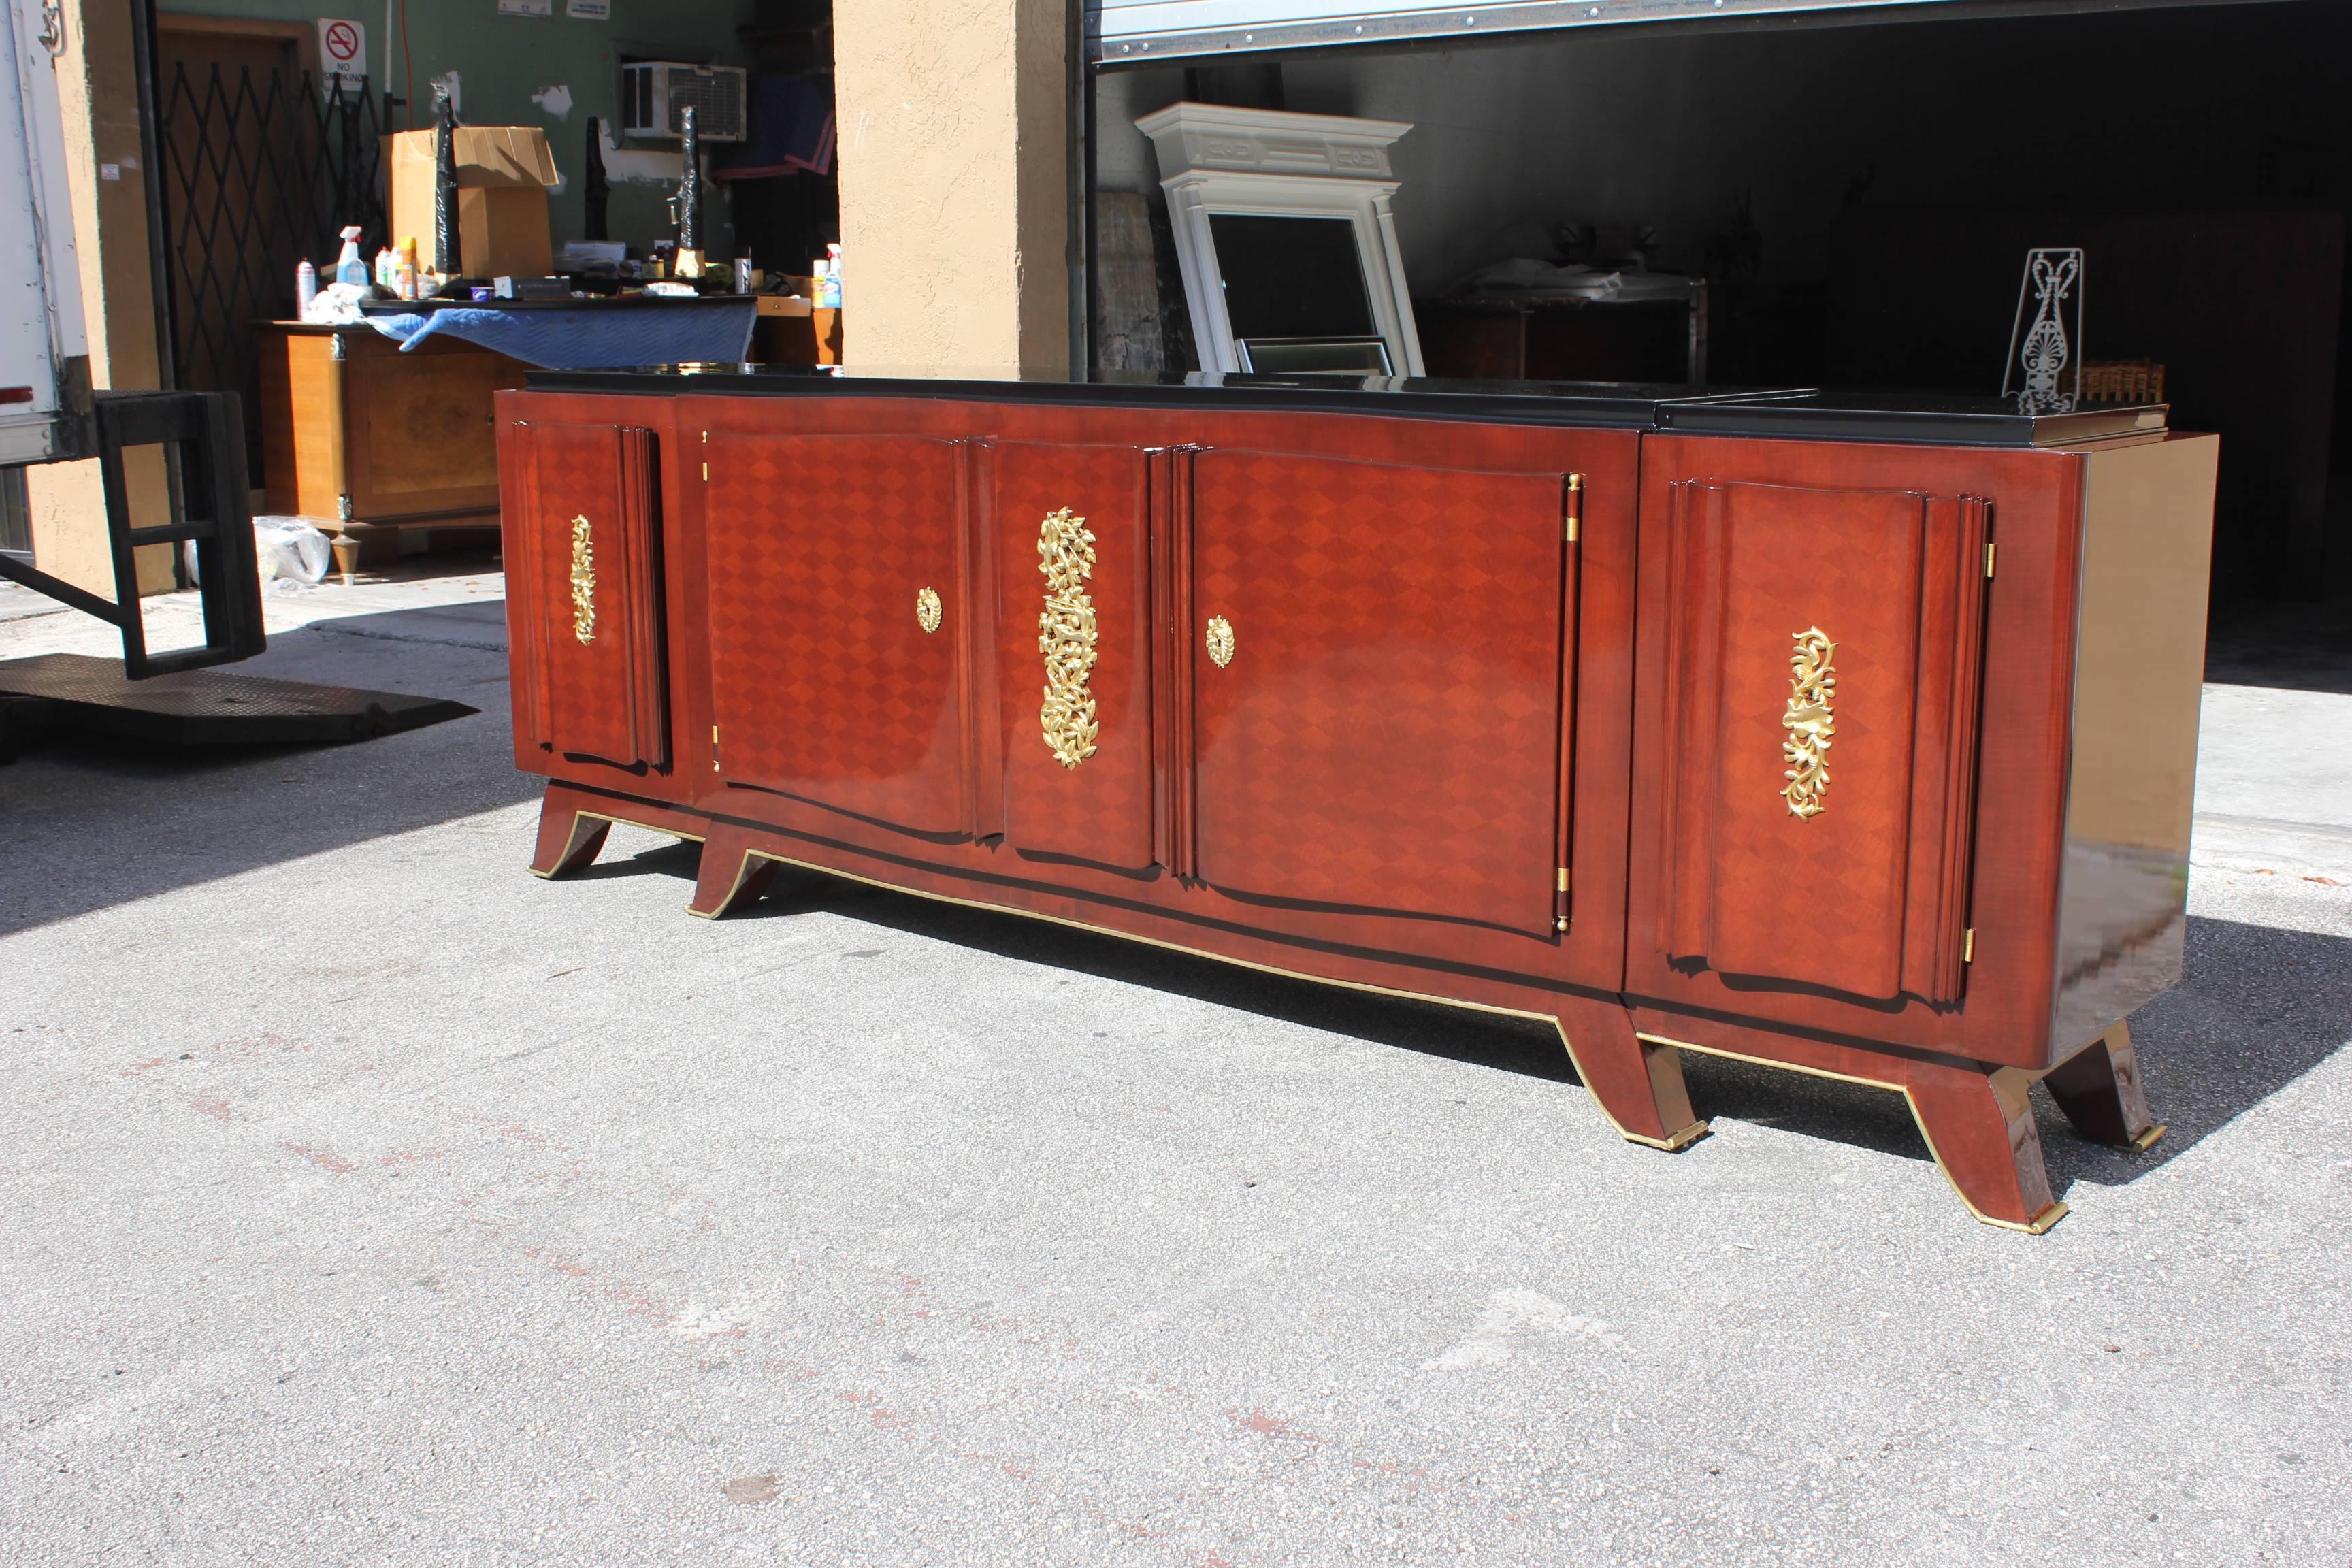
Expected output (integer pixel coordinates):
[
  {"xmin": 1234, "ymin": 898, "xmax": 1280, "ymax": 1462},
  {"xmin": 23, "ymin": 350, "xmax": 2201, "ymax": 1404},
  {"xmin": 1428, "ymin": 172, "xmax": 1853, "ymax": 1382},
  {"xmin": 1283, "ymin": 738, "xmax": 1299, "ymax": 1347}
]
[
  {"xmin": 820, "ymin": 242, "xmax": 843, "ymax": 308},
  {"xmin": 397, "ymin": 235, "xmax": 421, "ymax": 301},
  {"xmin": 335, "ymin": 225, "xmax": 367, "ymax": 288},
  {"xmin": 295, "ymin": 258, "xmax": 316, "ymax": 314}
]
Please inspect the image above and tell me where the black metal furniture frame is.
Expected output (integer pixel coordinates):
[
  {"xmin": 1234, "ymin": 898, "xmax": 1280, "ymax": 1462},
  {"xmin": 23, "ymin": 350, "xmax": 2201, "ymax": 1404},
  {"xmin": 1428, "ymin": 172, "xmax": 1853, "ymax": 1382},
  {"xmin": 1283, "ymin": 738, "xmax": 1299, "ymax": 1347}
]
[{"xmin": 0, "ymin": 391, "xmax": 265, "ymax": 678}]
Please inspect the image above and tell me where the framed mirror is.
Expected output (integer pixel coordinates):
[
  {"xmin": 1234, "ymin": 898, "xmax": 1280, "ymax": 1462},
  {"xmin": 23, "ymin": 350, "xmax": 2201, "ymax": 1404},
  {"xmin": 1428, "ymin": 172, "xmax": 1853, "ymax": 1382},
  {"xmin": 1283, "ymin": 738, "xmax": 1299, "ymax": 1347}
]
[{"xmin": 1136, "ymin": 103, "xmax": 1424, "ymax": 378}]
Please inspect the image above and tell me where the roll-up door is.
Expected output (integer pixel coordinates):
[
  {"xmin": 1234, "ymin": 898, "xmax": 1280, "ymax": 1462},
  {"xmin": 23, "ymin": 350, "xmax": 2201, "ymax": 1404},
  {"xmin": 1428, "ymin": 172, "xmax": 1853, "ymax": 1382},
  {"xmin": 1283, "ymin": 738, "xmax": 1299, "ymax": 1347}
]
[{"xmin": 1092, "ymin": 0, "xmax": 2283, "ymax": 63}]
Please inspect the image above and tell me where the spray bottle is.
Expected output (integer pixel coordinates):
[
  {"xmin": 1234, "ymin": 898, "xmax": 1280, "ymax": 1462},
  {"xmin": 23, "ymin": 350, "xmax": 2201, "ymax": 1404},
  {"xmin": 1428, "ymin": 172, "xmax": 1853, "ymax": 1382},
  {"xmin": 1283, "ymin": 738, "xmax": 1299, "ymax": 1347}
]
[{"xmin": 335, "ymin": 225, "xmax": 368, "ymax": 288}]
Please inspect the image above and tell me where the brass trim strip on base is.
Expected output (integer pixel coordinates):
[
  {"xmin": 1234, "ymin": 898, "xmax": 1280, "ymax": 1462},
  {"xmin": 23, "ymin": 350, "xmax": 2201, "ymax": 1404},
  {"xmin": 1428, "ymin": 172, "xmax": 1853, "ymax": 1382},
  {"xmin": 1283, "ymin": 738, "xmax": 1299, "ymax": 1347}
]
[{"xmin": 1637, "ymin": 1030, "xmax": 2070, "ymax": 1235}]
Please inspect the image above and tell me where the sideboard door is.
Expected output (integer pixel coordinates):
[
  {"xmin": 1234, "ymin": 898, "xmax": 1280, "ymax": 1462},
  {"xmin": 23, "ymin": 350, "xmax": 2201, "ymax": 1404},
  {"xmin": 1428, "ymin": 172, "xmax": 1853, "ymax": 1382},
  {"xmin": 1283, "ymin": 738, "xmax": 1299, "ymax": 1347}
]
[
  {"xmin": 1639, "ymin": 477, "xmax": 1991, "ymax": 1004},
  {"xmin": 700, "ymin": 431, "xmax": 973, "ymax": 838},
  {"xmin": 508, "ymin": 418, "xmax": 666, "ymax": 770},
  {"xmin": 1187, "ymin": 448, "xmax": 1573, "ymax": 939},
  {"xmin": 990, "ymin": 440, "xmax": 1157, "ymax": 873}
]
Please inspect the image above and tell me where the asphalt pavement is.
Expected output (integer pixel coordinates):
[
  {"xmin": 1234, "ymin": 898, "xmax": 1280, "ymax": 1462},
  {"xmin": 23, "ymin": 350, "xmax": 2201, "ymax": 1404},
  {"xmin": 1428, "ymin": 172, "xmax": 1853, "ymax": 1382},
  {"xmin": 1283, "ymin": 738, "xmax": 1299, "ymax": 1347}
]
[{"xmin": 2, "ymin": 562, "xmax": 2347, "ymax": 1566}]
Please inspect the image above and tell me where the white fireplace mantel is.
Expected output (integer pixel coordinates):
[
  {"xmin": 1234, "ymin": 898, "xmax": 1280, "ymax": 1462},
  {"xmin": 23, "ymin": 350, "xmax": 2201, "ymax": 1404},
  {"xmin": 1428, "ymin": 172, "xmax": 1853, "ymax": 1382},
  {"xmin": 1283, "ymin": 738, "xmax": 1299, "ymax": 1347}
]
[{"xmin": 1134, "ymin": 101, "xmax": 1425, "ymax": 378}]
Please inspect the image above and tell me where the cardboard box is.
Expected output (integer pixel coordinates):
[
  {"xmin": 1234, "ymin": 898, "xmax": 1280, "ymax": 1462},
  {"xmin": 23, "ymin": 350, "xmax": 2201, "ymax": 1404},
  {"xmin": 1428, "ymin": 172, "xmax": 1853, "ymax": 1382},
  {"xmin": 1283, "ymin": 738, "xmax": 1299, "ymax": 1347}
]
[{"xmin": 386, "ymin": 127, "xmax": 560, "ymax": 280}]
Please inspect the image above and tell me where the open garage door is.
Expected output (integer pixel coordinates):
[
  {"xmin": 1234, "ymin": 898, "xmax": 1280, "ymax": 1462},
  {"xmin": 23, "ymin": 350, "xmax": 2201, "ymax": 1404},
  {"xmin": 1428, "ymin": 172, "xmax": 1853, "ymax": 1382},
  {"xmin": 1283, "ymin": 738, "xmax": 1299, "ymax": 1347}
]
[{"xmin": 1092, "ymin": 0, "xmax": 2283, "ymax": 61}]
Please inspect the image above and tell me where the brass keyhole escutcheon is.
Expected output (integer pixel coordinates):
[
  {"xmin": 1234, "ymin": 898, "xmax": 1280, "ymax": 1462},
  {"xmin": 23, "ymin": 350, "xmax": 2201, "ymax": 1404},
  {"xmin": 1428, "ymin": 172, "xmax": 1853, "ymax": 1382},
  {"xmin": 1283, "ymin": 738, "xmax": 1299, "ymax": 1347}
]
[
  {"xmin": 915, "ymin": 586, "xmax": 943, "ymax": 635},
  {"xmin": 1205, "ymin": 615, "xmax": 1235, "ymax": 669}
]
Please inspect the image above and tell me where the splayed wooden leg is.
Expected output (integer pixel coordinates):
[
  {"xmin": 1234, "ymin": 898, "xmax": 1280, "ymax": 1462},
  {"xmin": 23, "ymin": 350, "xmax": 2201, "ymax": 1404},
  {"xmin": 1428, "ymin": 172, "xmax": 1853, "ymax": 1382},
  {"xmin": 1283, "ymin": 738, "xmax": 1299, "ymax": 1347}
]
[
  {"xmin": 2045, "ymin": 1022, "xmax": 2164, "ymax": 1152},
  {"xmin": 1905, "ymin": 1061, "xmax": 2065, "ymax": 1232},
  {"xmin": 687, "ymin": 824, "xmax": 780, "ymax": 919},
  {"xmin": 1556, "ymin": 996, "xmax": 1709, "ymax": 1151},
  {"xmin": 529, "ymin": 785, "xmax": 611, "ymax": 879}
]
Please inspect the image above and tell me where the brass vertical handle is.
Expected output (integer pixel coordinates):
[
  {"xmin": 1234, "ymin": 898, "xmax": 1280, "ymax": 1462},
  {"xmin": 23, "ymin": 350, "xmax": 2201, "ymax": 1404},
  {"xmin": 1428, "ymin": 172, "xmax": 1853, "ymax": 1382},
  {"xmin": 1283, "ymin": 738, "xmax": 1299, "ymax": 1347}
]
[
  {"xmin": 1780, "ymin": 626, "xmax": 1836, "ymax": 818},
  {"xmin": 569, "ymin": 515, "xmax": 595, "ymax": 644},
  {"xmin": 1037, "ymin": 508, "xmax": 1099, "ymax": 768}
]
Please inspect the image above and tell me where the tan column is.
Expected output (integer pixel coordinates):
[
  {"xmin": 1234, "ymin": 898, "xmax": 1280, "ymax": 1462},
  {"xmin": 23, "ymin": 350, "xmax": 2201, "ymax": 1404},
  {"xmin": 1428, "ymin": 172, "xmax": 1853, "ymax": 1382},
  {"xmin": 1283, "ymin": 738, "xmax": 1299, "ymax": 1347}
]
[
  {"xmin": 832, "ymin": 0, "xmax": 1071, "ymax": 373},
  {"xmin": 26, "ymin": 0, "xmax": 174, "ymax": 598}
]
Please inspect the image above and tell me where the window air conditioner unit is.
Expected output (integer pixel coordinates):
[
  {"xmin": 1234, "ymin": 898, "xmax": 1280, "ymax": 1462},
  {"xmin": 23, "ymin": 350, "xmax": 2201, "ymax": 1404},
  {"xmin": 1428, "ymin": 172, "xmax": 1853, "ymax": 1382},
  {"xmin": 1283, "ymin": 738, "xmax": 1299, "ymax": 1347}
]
[{"xmin": 620, "ymin": 62, "xmax": 748, "ymax": 142}]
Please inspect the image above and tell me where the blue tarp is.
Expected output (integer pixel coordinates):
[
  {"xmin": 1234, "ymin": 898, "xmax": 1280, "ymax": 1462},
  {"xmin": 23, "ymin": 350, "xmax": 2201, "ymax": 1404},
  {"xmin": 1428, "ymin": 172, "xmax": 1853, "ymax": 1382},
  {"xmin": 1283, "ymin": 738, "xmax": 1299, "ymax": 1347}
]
[{"xmin": 366, "ymin": 300, "xmax": 757, "ymax": 370}]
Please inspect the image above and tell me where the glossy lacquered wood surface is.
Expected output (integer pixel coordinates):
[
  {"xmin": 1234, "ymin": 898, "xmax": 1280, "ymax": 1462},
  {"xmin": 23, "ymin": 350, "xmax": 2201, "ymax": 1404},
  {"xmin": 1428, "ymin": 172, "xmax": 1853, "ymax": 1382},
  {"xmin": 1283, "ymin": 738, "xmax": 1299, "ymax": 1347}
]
[
  {"xmin": 992, "ymin": 439, "xmax": 1156, "ymax": 873},
  {"xmin": 1654, "ymin": 478, "xmax": 1987, "ymax": 1004},
  {"xmin": 495, "ymin": 389, "xmax": 2167, "ymax": 1232},
  {"xmin": 1190, "ymin": 447, "xmax": 1573, "ymax": 938},
  {"xmin": 702, "ymin": 429, "xmax": 973, "ymax": 836},
  {"xmin": 502, "ymin": 416, "xmax": 667, "ymax": 773},
  {"xmin": 624, "ymin": 391, "xmax": 1644, "ymax": 992},
  {"xmin": 1630, "ymin": 434, "xmax": 2080, "ymax": 1072}
]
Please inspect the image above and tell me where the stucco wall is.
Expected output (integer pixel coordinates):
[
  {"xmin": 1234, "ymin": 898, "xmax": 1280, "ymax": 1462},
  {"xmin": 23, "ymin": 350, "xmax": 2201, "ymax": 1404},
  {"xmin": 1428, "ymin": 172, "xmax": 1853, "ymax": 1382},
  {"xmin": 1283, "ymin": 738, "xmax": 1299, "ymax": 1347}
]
[{"xmin": 834, "ymin": 0, "xmax": 1068, "ymax": 371}]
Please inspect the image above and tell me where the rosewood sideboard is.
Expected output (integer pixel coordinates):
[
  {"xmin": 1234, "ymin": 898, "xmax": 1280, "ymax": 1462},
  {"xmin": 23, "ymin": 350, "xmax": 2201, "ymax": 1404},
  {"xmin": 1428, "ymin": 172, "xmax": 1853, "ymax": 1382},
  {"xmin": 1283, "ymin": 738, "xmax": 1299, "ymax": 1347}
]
[{"xmin": 496, "ymin": 368, "xmax": 2215, "ymax": 1232}]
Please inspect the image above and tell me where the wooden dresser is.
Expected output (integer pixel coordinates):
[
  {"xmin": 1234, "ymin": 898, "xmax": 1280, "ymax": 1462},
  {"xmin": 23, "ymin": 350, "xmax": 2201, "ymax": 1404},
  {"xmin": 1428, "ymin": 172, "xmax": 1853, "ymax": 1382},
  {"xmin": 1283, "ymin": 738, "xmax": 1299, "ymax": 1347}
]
[
  {"xmin": 494, "ymin": 369, "xmax": 2214, "ymax": 1232},
  {"xmin": 257, "ymin": 322, "xmax": 526, "ymax": 552}
]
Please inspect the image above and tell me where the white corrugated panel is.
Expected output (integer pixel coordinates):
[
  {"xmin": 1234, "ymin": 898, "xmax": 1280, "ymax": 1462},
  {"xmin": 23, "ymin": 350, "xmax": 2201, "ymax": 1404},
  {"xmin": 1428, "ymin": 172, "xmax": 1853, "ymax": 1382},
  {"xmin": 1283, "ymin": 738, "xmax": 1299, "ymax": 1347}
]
[
  {"xmin": 0, "ymin": 0, "xmax": 84, "ymax": 459},
  {"xmin": 1096, "ymin": 0, "xmax": 2076, "ymax": 61}
]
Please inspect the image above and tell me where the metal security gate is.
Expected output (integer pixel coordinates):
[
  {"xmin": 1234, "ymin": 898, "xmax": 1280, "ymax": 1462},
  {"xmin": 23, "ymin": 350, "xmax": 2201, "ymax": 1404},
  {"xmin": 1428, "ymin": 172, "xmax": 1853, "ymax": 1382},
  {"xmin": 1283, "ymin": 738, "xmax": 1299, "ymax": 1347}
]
[{"xmin": 155, "ymin": 65, "xmax": 387, "ymax": 481}]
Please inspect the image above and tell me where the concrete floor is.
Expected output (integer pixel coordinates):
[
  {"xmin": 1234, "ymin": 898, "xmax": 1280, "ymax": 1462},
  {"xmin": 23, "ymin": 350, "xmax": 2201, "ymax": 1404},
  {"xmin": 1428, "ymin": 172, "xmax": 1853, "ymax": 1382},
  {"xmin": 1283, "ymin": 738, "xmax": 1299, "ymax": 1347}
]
[{"xmin": 2, "ymin": 561, "xmax": 2348, "ymax": 1566}]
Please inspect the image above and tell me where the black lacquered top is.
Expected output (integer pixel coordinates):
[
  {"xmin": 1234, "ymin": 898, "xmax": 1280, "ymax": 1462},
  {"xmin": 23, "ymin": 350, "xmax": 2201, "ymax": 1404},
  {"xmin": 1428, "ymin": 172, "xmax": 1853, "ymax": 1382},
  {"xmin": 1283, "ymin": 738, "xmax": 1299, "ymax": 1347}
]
[{"xmin": 523, "ymin": 363, "xmax": 2170, "ymax": 448}]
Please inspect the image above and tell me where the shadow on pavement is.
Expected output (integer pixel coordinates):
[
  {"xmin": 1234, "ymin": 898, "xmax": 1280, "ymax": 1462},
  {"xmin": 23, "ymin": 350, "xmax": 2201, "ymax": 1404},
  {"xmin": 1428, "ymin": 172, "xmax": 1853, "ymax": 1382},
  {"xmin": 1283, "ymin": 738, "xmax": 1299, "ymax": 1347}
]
[
  {"xmin": 586, "ymin": 836, "xmax": 1580, "ymax": 1085},
  {"xmin": 582, "ymin": 838, "xmax": 2352, "ymax": 1198},
  {"xmin": 0, "ymin": 602, "xmax": 534, "ymax": 939},
  {"xmin": 2206, "ymin": 597, "xmax": 2352, "ymax": 695}
]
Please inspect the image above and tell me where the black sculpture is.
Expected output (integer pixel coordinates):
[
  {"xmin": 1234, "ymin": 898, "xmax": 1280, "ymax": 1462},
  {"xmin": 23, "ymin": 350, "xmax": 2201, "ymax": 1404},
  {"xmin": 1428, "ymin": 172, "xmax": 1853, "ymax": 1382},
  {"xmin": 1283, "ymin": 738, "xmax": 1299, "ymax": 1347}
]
[
  {"xmin": 584, "ymin": 116, "xmax": 610, "ymax": 243},
  {"xmin": 433, "ymin": 88, "xmax": 461, "ymax": 278}
]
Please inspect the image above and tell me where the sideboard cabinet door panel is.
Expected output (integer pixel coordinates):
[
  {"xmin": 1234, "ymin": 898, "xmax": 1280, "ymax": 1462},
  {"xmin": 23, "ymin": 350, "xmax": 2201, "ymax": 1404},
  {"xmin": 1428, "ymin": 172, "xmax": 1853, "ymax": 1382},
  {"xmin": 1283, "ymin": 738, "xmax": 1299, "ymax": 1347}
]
[
  {"xmin": 992, "ymin": 440, "xmax": 1157, "ymax": 872},
  {"xmin": 509, "ymin": 419, "xmax": 666, "ymax": 770},
  {"xmin": 1650, "ymin": 478, "xmax": 1989, "ymax": 1003},
  {"xmin": 702, "ymin": 432, "xmax": 969, "ymax": 838},
  {"xmin": 1190, "ymin": 449, "xmax": 1569, "ymax": 938}
]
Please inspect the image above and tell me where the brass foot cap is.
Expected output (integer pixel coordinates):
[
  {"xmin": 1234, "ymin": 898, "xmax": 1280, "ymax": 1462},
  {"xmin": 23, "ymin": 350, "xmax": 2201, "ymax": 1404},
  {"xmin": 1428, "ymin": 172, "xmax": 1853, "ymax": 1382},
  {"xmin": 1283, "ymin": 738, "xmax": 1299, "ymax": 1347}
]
[
  {"xmin": 1628, "ymin": 1119, "xmax": 1711, "ymax": 1154},
  {"xmin": 1989, "ymin": 1200, "xmax": 2070, "ymax": 1235},
  {"xmin": 2125, "ymin": 1122, "xmax": 2168, "ymax": 1154}
]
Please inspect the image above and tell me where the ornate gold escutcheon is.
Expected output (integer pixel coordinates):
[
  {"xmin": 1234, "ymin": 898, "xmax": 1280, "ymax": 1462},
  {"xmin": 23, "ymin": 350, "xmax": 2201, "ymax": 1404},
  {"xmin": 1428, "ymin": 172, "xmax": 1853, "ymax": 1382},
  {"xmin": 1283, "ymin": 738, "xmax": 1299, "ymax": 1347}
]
[
  {"xmin": 1205, "ymin": 615, "xmax": 1235, "ymax": 670},
  {"xmin": 1036, "ymin": 508, "xmax": 1100, "ymax": 769},
  {"xmin": 915, "ymin": 585, "xmax": 943, "ymax": 635},
  {"xmin": 569, "ymin": 515, "xmax": 596, "ymax": 645},
  {"xmin": 1780, "ymin": 625, "xmax": 1837, "ymax": 819}
]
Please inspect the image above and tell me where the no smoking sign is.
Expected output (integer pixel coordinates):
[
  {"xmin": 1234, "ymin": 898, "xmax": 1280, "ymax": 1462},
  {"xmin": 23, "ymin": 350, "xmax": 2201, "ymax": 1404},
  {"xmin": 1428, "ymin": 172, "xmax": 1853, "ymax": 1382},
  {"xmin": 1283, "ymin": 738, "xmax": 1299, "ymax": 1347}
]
[{"xmin": 316, "ymin": 18, "xmax": 365, "ymax": 94}]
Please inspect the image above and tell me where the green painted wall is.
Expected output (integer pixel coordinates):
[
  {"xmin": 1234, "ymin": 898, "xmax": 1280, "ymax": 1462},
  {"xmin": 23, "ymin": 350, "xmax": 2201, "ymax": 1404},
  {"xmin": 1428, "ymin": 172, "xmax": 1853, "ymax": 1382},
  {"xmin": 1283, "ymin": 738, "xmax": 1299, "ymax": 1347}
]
[{"xmin": 169, "ymin": 0, "xmax": 755, "ymax": 256}]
